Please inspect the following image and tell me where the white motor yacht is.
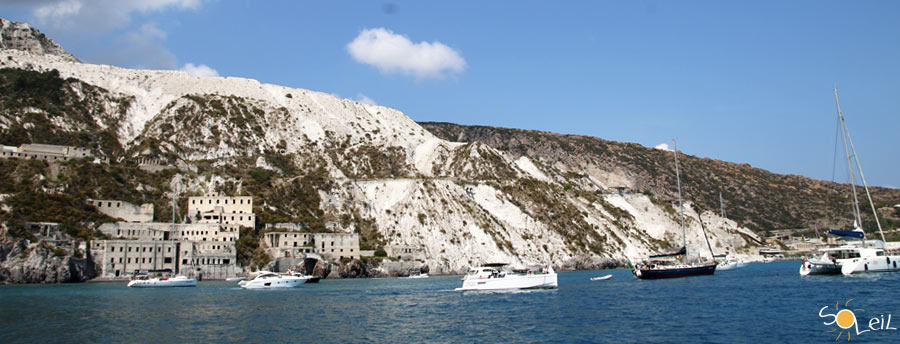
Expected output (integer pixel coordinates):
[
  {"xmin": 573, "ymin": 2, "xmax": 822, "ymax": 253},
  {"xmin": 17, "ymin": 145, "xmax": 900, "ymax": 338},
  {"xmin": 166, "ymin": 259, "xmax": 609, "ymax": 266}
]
[
  {"xmin": 240, "ymin": 271, "xmax": 308, "ymax": 289},
  {"xmin": 127, "ymin": 274, "xmax": 197, "ymax": 288},
  {"xmin": 455, "ymin": 264, "xmax": 557, "ymax": 291}
]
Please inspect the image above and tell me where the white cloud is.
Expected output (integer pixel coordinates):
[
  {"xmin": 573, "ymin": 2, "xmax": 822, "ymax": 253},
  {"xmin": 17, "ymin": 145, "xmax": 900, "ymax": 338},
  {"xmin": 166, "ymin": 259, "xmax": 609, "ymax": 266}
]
[
  {"xmin": 180, "ymin": 63, "xmax": 219, "ymax": 77},
  {"xmin": 114, "ymin": 23, "xmax": 177, "ymax": 69},
  {"xmin": 355, "ymin": 93, "xmax": 376, "ymax": 105},
  {"xmin": 34, "ymin": 0, "xmax": 82, "ymax": 23},
  {"xmin": 31, "ymin": 0, "xmax": 204, "ymax": 32},
  {"xmin": 654, "ymin": 143, "xmax": 672, "ymax": 151},
  {"xmin": 17, "ymin": 0, "xmax": 206, "ymax": 70},
  {"xmin": 347, "ymin": 28, "xmax": 466, "ymax": 80}
]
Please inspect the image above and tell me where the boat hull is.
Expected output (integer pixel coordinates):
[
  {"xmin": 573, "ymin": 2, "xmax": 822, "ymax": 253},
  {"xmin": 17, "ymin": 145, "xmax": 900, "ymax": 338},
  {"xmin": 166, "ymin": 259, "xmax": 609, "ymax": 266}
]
[
  {"xmin": 634, "ymin": 264, "xmax": 716, "ymax": 279},
  {"xmin": 799, "ymin": 259, "xmax": 841, "ymax": 276},
  {"xmin": 840, "ymin": 255, "xmax": 900, "ymax": 275},
  {"xmin": 127, "ymin": 277, "xmax": 197, "ymax": 288},
  {"xmin": 241, "ymin": 276, "xmax": 307, "ymax": 289},
  {"xmin": 717, "ymin": 261, "xmax": 737, "ymax": 271},
  {"xmin": 455, "ymin": 273, "xmax": 557, "ymax": 291}
]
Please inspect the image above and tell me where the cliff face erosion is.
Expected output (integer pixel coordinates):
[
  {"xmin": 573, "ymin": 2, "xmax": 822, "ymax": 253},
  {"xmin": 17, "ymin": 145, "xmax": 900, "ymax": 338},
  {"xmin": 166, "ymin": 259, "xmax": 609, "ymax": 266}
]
[{"xmin": 1, "ymin": 17, "xmax": 897, "ymax": 278}]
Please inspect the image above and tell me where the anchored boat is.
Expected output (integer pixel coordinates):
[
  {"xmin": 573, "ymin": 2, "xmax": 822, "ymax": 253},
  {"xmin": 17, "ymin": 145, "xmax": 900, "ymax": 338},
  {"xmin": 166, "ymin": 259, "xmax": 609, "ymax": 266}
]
[
  {"xmin": 239, "ymin": 271, "xmax": 308, "ymax": 289},
  {"xmin": 455, "ymin": 263, "xmax": 557, "ymax": 291},
  {"xmin": 633, "ymin": 139, "xmax": 717, "ymax": 280},
  {"xmin": 799, "ymin": 89, "xmax": 900, "ymax": 276}
]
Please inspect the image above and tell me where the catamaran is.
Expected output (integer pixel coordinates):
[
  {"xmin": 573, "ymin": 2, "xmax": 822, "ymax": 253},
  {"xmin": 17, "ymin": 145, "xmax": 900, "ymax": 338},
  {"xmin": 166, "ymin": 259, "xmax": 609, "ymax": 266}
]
[
  {"xmin": 799, "ymin": 89, "xmax": 900, "ymax": 276},
  {"xmin": 633, "ymin": 139, "xmax": 717, "ymax": 279}
]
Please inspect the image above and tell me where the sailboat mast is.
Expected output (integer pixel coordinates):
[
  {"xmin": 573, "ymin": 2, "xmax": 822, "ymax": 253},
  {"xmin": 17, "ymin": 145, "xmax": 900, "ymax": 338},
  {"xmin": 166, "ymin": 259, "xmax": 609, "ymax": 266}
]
[
  {"xmin": 673, "ymin": 139, "xmax": 687, "ymax": 254},
  {"xmin": 719, "ymin": 192, "xmax": 725, "ymax": 227},
  {"xmin": 172, "ymin": 187, "xmax": 177, "ymax": 274},
  {"xmin": 834, "ymin": 88, "xmax": 886, "ymax": 242},
  {"xmin": 835, "ymin": 88, "xmax": 864, "ymax": 229}
]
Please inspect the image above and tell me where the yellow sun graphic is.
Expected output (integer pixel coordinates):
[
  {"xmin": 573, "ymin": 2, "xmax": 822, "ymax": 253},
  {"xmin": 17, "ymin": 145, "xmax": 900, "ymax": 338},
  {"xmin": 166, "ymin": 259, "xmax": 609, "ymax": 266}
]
[{"xmin": 827, "ymin": 299, "xmax": 865, "ymax": 341}]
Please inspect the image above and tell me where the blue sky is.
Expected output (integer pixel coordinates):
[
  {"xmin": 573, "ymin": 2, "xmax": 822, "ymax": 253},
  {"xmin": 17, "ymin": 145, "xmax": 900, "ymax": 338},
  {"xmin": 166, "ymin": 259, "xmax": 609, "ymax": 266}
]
[{"xmin": 1, "ymin": 1, "xmax": 898, "ymax": 187}]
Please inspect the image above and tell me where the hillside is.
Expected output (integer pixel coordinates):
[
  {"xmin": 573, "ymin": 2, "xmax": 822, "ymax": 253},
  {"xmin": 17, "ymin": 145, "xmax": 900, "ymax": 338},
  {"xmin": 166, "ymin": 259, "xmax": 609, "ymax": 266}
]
[
  {"xmin": 419, "ymin": 122, "xmax": 900, "ymax": 232},
  {"xmin": 3, "ymin": 17, "xmax": 896, "ymax": 274}
]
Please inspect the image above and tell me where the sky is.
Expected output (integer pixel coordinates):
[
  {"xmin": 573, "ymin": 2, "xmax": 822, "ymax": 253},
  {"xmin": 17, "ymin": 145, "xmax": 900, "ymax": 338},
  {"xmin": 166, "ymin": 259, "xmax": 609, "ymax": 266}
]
[{"xmin": 1, "ymin": 1, "xmax": 898, "ymax": 187}]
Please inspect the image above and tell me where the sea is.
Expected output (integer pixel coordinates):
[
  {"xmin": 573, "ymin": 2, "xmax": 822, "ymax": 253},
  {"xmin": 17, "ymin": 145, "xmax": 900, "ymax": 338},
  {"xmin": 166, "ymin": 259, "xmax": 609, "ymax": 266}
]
[{"xmin": 2, "ymin": 260, "xmax": 899, "ymax": 343}]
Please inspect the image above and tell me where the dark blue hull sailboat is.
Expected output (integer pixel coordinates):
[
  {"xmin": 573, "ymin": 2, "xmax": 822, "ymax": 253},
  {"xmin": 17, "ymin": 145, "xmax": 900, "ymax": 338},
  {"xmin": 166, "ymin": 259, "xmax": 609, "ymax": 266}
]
[
  {"xmin": 632, "ymin": 139, "xmax": 718, "ymax": 280},
  {"xmin": 634, "ymin": 262, "xmax": 717, "ymax": 279}
]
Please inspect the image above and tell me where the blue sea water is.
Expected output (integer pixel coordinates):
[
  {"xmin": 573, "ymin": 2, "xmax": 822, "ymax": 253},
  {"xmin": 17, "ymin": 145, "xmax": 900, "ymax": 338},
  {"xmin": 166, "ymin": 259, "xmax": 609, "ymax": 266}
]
[{"xmin": 2, "ymin": 260, "xmax": 899, "ymax": 343}]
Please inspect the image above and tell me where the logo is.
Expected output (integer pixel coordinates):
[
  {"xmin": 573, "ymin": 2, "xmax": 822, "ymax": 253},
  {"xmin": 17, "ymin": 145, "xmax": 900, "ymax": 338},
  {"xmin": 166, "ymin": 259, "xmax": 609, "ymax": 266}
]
[{"xmin": 819, "ymin": 299, "xmax": 896, "ymax": 341}]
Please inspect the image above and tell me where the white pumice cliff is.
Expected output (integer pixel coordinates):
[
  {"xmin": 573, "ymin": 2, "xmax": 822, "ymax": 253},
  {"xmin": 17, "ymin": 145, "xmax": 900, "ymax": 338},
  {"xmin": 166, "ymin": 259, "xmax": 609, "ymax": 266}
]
[{"xmin": 0, "ymin": 17, "xmax": 765, "ymax": 274}]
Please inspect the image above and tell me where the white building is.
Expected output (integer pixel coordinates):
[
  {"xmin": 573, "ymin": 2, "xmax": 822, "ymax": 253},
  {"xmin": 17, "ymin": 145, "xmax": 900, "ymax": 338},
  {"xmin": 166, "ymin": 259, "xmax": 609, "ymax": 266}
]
[
  {"xmin": 0, "ymin": 143, "xmax": 92, "ymax": 161},
  {"xmin": 86, "ymin": 199, "xmax": 154, "ymax": 223},
  {"xmin": 261, "ymin": 226, "xmax": 360, "ymax": 261},
  {"xmin": 385, "ymin": 245, "xmax": 425, "ymax": 261},
  {"xmin": 93, "ymin": 221, "xmax": 239, "ymax": 279},
  {"xmin": 187, "ymin": 193, "xmax": 255, "ymax": 228}
]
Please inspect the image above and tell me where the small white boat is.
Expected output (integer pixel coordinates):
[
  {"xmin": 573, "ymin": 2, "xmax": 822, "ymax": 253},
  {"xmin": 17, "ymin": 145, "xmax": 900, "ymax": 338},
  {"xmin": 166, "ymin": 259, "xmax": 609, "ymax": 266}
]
[
  {"xmin": 240, "ymin": 271, "xmax": 307, "ymax": 289},
  {"xmin": 127, "ymin": 275, "xmax": 197, "ymax": 288},
  {"xmin": 408, "ymin": 269, "xmax": 429, "ymax": 279},
  {"xmin": 455, "ymin": 263, "xmax": 557, "ymax": 291},
  {"xmin": 590, "ymin": 274, "xmax": 612, "ymax": 281},
  {"xmin": 226, "ymin": 277, "xmax": 246, "ymax": 282}
]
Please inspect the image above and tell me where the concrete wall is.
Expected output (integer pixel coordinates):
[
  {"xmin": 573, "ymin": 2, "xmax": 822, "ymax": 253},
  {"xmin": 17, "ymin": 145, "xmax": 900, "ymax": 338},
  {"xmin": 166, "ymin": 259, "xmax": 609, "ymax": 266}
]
[
  {"xmin": 262, "ymin": 231, "xmax": 360, "ymax": 261},
  {"xmin": 86, "ymin": 199, "xmax": 153, "ymax": 223},
  {"xmin": 188, "ymin": 193, "xmax": 255, "ymax": 228},
  {"xmin": 385, "ymin": 245, "xmax": 425, "ymax": 261},
  {"xmin": 0, "ymin": 144, "xmax": 93, "ymax": 162}
]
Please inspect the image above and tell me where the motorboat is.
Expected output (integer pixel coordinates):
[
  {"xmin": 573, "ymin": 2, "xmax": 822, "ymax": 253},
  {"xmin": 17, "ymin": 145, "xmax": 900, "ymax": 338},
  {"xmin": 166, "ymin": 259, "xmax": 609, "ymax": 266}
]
[
  {"xmin": 239, "ymin": 271, "xmax": 307, "ymax": 289},
  {"xmin": 455, "ymin": 263, "xmax": 557, "ymax": 291},
  {"xmin": 225, "ymin": 276, "xmax": 246, "ymax": 282},
  {"xmin": 590, "ymin": 274, "xmax": 612, "ymax": 281},
  {"xmin": 128, "ymin": 274, "xmax": 197, "ymax": 288},
  {"xmin": 716, "ymin": 260, "xmax": 738, "ymax": 271},
  {"xmin": 408, "ymin": 269, "xmax": 429, "ymax": 279}
]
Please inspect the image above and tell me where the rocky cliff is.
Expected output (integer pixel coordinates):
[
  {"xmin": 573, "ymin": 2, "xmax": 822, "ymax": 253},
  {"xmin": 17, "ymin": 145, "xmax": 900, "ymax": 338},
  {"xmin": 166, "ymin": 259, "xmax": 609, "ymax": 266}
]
[
  {"xmin": 1, "ymin": 17, "xmax": 896, "ymax": 279},
  {"xmin": 0, "ymin": 230, "xmax": 97, "ymax": 283},
  {"xmin": 0, "ymin": 18, "xmax": 79, "ymax": 63}
]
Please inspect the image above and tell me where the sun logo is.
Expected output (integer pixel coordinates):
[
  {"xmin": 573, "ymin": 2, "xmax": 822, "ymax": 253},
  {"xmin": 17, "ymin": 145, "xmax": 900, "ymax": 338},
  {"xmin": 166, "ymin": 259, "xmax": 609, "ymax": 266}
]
[{"xmin": 820, "ymin": 299, "xmax": 865, "ymax": 341}]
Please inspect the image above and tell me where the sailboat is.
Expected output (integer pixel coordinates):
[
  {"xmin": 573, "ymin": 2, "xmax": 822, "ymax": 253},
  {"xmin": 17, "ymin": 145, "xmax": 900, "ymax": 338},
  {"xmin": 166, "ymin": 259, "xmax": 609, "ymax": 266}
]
[
  {"xmin": 799, "ymin": 89, "xmax": 900, "ymax": 276},
  {"xmin": 633, "ymin": 139, "xmax": 717, "ymax": 279},
  {"xmin": 713, "ymin": 192, "xmax": 744, "ymax": 271},
  {"xmin": 128, "ymin": 187, "xmax": 198, "ymax": 287}
]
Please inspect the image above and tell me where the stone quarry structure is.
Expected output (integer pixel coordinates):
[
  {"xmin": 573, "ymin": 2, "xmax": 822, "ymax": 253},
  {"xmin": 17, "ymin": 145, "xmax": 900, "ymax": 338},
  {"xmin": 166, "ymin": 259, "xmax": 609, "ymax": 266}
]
[
  {"xmin": 88, "ymin": 193, "xmax": 255, "ymax": 279},
  {"xmin": 0, "ymin": 144, "xmax": 93, "ymax": 162},
  {"xmin": 86, "ymin": 199, "xmax": 154, "ymax": 223},
  {"xmin": 261, "ymin": 223, "xmax": 361, "ymax": 262}
]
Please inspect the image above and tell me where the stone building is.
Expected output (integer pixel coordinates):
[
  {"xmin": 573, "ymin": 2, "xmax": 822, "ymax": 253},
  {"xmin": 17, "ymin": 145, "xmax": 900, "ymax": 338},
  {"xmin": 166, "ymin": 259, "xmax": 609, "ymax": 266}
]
[
  {"xmin": 93, "ymin": 221, "xmax": 239, "ymax": 279},
  {"xmin": 385, "ymin": 245, "xmax": 425, "ymax": 261},
  {"xmin": 260, "ymin": 224, "xmax": 360, "ymax": 261},
  {"xmin": 0, "ymin": 143, "xmax": 92, "ymax": 161},
  {"xmin": 187, "ymin": 193, "xmax": 255, "ymax": 228},
  {"xmin": 86, "ymin": 199, "xmax": 154, "ymax": 223}
]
